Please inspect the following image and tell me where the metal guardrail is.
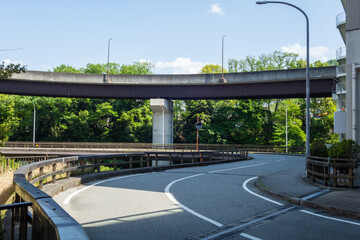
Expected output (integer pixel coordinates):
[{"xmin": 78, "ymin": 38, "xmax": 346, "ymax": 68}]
[
  {"xmin": 1, "ymin": 141, "xmax": 305, "ymax": 154},
  {"xmin": 336, "ymin": 64, "xmax": 347, "ymax": 77},
  {"xmin": 1, "ymin": 156, "xmax": 59, "ymax": 174},
  {"xmin": 11, "ymin": 149, "xmax": 248, "ymax": 240},
  {"xmin": 307, "ymin": 156, "xmax": 358, "ymax": 188},
  {"xmin": 0, "ymin": 202, "xmax": 32, "ymax": 240},
  {"xmin": 336, "ymin": 46, "xmax": 346, "ymax": 60},
  {"xmin": 336, "ymin": 12, "xmax": 346, "ymax": 27}
]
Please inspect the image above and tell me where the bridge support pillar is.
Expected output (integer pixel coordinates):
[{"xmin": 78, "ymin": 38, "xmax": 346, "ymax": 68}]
[
  {"xmin": 150, "ymin": 98, "xmax": 173, "ymax": 166},
  {"xmin": 344, "ymin": 1, "xmax": 360, "ymax": 187},
  {"xmin": 150, "ymin": 98, "xmax": 173, "ymax": 147}
]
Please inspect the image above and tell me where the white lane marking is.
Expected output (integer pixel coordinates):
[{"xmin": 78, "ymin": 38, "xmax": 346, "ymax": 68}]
[
  {"xmin": 208, "ymin": 163, "xmax": 268, "ymax": 174},
  {"xmin": 240, "ymin": 233, "xmax": 262, "ymax": 240},
  {"xmin": 301, "ymin": 189, "xmax": 330, "ymax": 200},
  {"xmin": 164, "ymin": 162, "xmax": 270, "ymax": 227},
  {"xmin": 242, "ymin": 177, "xmax": 283, "ymax": 206},
  {"xmin": 63, "ymin": 173, "xmax": 148, "ymax": 205},
  {"xmin": 276, "ymin": 159, "xmax": 285, "ymax": 162},
  {"xmin": 165, "ymin": 174, "xmax": 224, "ymax": 227},
  {"xmin": 202, "ymin": 207, "xmax": 295, "ymax": 240},
  {"xmin": 300, "ymin": 210, "xmax": 360, "ymax": 226}
]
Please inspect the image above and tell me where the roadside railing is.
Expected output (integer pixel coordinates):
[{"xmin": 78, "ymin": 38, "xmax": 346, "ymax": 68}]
[
  {"xmin": 0, "ymin": 202, "xmax": 32, "ymax": 240},
  {"xmin": 336, "ymin": 12, "xmax": 346, "ymax": 27},
  {"xmin": 1, "ymin": 156, "xmax": 60, "ymax": 175},
  {"xmin": 1, "ymin": 141, "xmax": 305, "ymax": 154},
  {"xmin": 26, "ymin": 150, "xmax": 248, "ymax": 190},
  {"xmin": 306, "ymin": 156, "xmax": 358, "ymax": 188},
  {"xmin": 10, "ymin": 149, "xmax": 248, "ymax": 240}
]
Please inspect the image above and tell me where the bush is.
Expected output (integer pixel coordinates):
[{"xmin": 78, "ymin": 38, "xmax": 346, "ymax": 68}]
[
  {"xmin": 328, "ymin": 139, "xmax": 360, "ymax": 159},
  {"xmin": 310, "ymin": 139, "xmax": 328, "ymax": 157}
]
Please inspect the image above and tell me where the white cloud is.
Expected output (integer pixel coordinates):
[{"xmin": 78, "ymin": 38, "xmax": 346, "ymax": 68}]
[
  {"xmin": 139, "ymin": 58, "xmax": 151, "ymax": 64},
  {"xmin": 210, "ymin": 4, "xmax": 224, "ymax": 16},
  {"xmin": 281, "ymin": 43, "xmax": 331, "ymax": 62},
  {"xmin": 2, "ymin": 59, "xmax": 22, "ymax": 65},
  {"xmin": 155, "ymin": 57, "xmax": 207, "ymax": 74}
]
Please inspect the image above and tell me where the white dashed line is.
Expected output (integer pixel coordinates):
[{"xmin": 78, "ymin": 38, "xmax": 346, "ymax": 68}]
[
  {"xmin": 301, "ymin": 189, "xmax": 330, "ymax": 200},
  {"xmin": 208, "ymin": 163, "xmax": 267, "ymax": 174},
  {"xmin": 240, "ymin": 233, "xmax": 262, "ymax": 240},
  {"xmin": 300, "ymin": 210, "xmax": 360, "ymax": 226}
]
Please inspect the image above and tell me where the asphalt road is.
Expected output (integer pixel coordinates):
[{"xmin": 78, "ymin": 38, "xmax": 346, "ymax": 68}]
[{"xmin": 53, "ymin": 154, "xmax": 360, "ymax": 240}]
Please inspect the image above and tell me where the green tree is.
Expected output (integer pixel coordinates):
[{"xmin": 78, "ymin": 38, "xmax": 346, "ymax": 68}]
[
  {"xmin": 0, "ymin": 62, "xmax": 26, "ymax": 79},
  {"xmin": 200, "ymin": 64, "xmax": 226, "ymax": 74},
  {"xmin": 53, "ymin": 64, "xmax": 82, "ymax": 73},
  {"xmin": 0, "ymin": 95, "xmax": 17, "ymax": 141}
]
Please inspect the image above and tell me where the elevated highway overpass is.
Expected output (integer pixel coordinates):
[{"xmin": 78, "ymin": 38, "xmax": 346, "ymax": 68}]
[
  {"xmin": 1, "ymin": 66, "xmax": 336, "ymax": 99},
  {"xmin": 1, "ymin": 66, "xmax": 337, "ymax": 147}
]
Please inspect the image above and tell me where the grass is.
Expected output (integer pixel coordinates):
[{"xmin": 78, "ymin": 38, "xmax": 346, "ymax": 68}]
[
  {"xmin": 258, "ymin": 178, "xmax": 271, "ymax": 191},
  {"xmin": 0, "ymin": 170, "xmax": 15, "ymax": 240}
]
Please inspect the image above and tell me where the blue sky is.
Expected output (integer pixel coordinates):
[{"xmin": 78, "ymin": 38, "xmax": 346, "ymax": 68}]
[{"xmin": 1, "ymin": 0, "xmax": 344, "ymax": 74}]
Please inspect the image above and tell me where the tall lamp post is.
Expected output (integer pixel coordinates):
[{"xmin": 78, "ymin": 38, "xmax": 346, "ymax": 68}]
[
  {"xmin": 285, "ymin": 104, "xmax": 288, "ymax": 153},
  {"xmin": 256, "ymin": 1, "xmax": 310, "ymax": 157},
  {"xmin": 32, "ymin": 102, "xmax": 36, "ymax": 144},
  {"xmin": 107, "ymin": 38, "xmax": 112, "ymax": 83},
  {"xmin": 221, "ymin": 35, "xmax": 227, "ymax": 82}
]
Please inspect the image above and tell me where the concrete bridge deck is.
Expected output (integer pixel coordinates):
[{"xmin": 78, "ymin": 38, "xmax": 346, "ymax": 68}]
[{"xmin": 1, "ymin": 67, "xmax": 336, "ymax": 99}]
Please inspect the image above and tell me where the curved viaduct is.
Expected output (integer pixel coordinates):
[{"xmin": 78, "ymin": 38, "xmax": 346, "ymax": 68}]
[{"xmin": 1, "ymin": 66, "xmax": 336, "ymax": 99}]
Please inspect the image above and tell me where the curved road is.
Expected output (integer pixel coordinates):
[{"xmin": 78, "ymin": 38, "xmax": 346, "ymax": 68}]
[{"xmin": 54, "ymin": 154, "xmax": 360, "ymax": 240}]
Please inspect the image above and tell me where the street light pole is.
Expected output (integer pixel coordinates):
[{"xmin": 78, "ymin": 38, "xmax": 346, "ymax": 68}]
[
  {"xmin": 32, "ymin": 102, "xmax": 36, "ymax": 144},
  {"xmin": 221, "ymin": 35, "xmax": 227, "ymax": 82},
  {"xmin": 256, "ymin": 1, "xmax": 310, "ymax": 157},
  {"xmin": 107, "ymin": 38, "xmax": 112, "ymax": 83},
  {"xmin": 285, "ymin": 105, "xmax": 288, "ymax": 153}
]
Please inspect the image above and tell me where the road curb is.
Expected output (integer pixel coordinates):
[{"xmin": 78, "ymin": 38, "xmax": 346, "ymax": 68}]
[{"xmin": 254, "ymin": 178, "xmax": 360, "ymax": 220}]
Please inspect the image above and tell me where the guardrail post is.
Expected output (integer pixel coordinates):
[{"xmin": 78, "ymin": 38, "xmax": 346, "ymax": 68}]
[
  {"xmin": 333, "ymin": 165, "xmax": 337, "ymax": 188},
  {"xmin": 14, "ymin": 194, "xmax": 20, "ymax": 221},
  {"xmin": 181, "ymin": 153, "xmax": 184, "ymax": 164},
  {"xmin": 39, "ymin": 167, "xmax": 44, "ymax": 189},
  {"xmin": 140, "ymin": 156, "xmax": 143, "ymax": 168},
  {"xmin": 19, "ymin": 205, "xmax": 28, "ymax": 239},
  {"xmin": 191, "ymin": 153, "xmax": 194, "ymax": 163},
  {"xmin": 129, "ymin": 157, "xmax": 133, "ymax": 169},
  {"xmin": 11, "ymin": 208, "xmax": 15, "ymax": 239},
  {"xmin": 66, "ymin": 161, "xmax": 71, "ymax": 179},
  {"xmin": 146, "ymin": 154, "xmax": 150, "ymax": 167},
  {"xmin": 96, "ymin": 159, "xmax": 100, "ymax": 173},
  {"xmin": 155, "ymin": 154, "xmax": 158, "ymax": 167},
  {"xmin": 169, "ymin": 153, "xmax": 172, "ymax": 165},
  {"xmin": 113, "ymin": 158, "xmax": 117, "ymax": 171},
  {"xmin": 52, "ymin": 163, "xmax": 57, "ymax": 184},
  {"xmin": 27, "ymin": 171, "xmax": 33, "ymax": 182},
  {"xmin": 31, "ymin": 211, "xmax": 42, "ymax": 239},
  {"xmin": 81, "ymin": 160, "xmax": 85, "ymax": 175}
]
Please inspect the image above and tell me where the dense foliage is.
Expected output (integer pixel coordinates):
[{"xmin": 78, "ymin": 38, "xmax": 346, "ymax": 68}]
[
  {"xmin": 0, "ymin": 52, "xmax": 338, "ymax": 146},
  {"xmin": 0, "ymin": 62, "xmax": 26, "ymax": 79},
  {"xmin": 328, "ymin": 140, "xmax": 360, "ymax": 159},
  {"xmin": 310, "ymin": 139, "xmax": 329, "ymax": 157}
]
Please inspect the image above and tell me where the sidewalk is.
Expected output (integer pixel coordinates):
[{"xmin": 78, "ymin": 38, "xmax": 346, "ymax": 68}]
[{"xmin": 255, "ymin": 167, "xmax": 360, "ymax": 219}]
